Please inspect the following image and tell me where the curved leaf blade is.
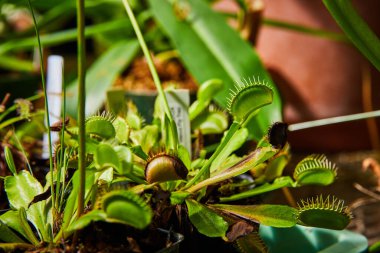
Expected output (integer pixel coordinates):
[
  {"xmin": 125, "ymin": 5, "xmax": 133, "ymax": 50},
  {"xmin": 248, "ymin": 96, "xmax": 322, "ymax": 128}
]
[
  {"xmin": 212, "ymin": 204, "xmax": 297, "ymax": 228},
  {"xmin": 0, "ymin": 220, "xmax": 26, "ymax": 243},
  {"xmin": 0, "ymin": 211, "xmax": 29, "ymax": 241},
  {"xmin": 94, "ymin": 143, "xmax": 121, "ymax": 171},
  {"xmin": 4, "ymin": 147, "xmax": 17, "ymax": 175},
  {"xmin": 4, "ymin": 171, "xmax": 43, "ymax": 209},
  {"xmin": 323, "ymin": 0, "xmax": 380, "ymax": 71},
  {"xmin": 219, "ymin": 176, "xmax": 295, "ymax": 202},
  {"xmin": 186, "ymin": 199, "xmax": 228, "ymax": 237},
  {"xmin": 67, "ymin": 210, "xmax": 107, "ymax": 232},
  {"xmin": 149, "ymin": 0, "xmax": 282, "ymax": 140}
]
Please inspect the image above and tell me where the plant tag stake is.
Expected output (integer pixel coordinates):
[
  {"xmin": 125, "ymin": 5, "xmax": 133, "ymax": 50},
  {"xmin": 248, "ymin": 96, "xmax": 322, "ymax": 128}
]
[
  {"xmin": 165, "ymin": 89, "xmax": 191, "ymax": 156},
  {"xmin": 42, "ymin": 55, "xmax": 63, "ymax": 159}
]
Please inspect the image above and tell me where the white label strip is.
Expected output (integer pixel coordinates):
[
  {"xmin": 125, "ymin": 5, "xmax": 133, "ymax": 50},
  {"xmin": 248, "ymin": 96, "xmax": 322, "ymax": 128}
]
[
  {"xmin": 42, "ymin": 55, "xmax": 64, "ymax": 159},
  {"xmin": 165, "ymin": 89, "xmax": 192, "ymax": 156}
]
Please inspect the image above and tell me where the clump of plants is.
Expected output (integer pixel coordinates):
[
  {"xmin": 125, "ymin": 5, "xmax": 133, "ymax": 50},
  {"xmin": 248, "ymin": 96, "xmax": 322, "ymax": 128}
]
[
  {"xmin": 0, "ymin": 78, "xmax": 352, "ymax": 252},
  {"xmin": 0, "ymin": 0, "xmax": 355, "ymax": 252}
]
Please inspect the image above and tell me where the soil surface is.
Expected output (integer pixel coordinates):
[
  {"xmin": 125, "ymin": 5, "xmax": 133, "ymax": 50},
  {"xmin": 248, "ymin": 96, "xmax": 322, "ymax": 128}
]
[{"xmin": 116, "ymin": 57, "xmax": 198, "ymax": 93}]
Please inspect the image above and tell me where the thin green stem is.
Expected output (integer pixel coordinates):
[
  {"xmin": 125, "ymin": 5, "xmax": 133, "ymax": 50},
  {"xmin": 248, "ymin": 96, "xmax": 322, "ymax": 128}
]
[
  {"xmin": 0, "ymin": 111, "xmax": 44, "ymax": 130},
  {"xmin": 0, "ymin": 93, "xmax": 43, "ymax": 123},
  {"xmin": 263, "ymin": 18, "xmax": 349, "ymax": 43},
  {"xmin": 76, "ymin": 0, "xmax": 86, "ymax": 218},
  {"xmin": 11, "ymin": 129, "xmax": 33, "ymax": 175},
  {"xmin": 122, "ymin": 0, "xmax": 178, "ymax": 150},
  {"xmin": 288, "ymin": 110, "xmax": 380, "ymax": 131},
  {"xmin": 0, "ymin": 19, "xmax": 130, "ymax": 55},
  {"xmin": 27, "ymin": 0, "xmax": 55, "ymax": 220},
  {"xmin": 56, "ymin": 61, "xmax": 67, "ymax": 207},
  {"xmin": 121, "ymin": 0, "xmax": 171, "ymax": 120}
]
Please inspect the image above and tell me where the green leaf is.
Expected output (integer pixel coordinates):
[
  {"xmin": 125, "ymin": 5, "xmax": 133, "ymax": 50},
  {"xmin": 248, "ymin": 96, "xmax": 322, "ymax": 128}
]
[
  {"xmin": 323, "ymin": 0, "xmax": 380, "ymax": 71},
  {"xmin": 212, "ymin": 204, "xmax": 297, "ymax": 228},
  {"xmin": 67, "ymin": 210, "xmax": 107, "ymax": 232},
  {"xmin": 189, "ymin": 79, "xmax": 223, "ymax": 120},
  {"xmin": 149, "ymin": 0, "xmax": 282, "ymax": 140},
  {"xmin": 102, "ymin": 191, "xmax": 152, "ymax": 229},
  {"xmin": 4, "ymin": 171, "xmax": 43, "ymax": 209},
  {"xmin": 114, "ymin": 145, "xmax": 133, "ymax": 174},
  {"xmin": 19, "ymin": 208, "xmax": 40, "ymax": 245},
  {"xmin": 188, "ymin": 146, "xmax": 277, "ymax": 193},
  {"xmin": 113, "ymin": 117, "xmax": 130, "ymax": 144},
  {"xmin": 27, "ymin": 202, "xmax": 52, "ymax": 242},
  {"xmin": 191, "ymin": 110, "xmax": 229, "ymax": 135},
  {"xmin": 210, "ymin": 128, "xmax": 248, "ymax": 174},
  {"xmin": 197, "ymin": 79, "xmax": 224, "ymax": 103},
  {"xmin": 130, "ymin": 125, "xmax": 159, "ymax": 154},
  {"xmin": 228, "ymin": 83, "xmax": 273, "ymax": 124},
  {"xmin": 4, "ymin": 147, "xmax": 17, "ymax": 175},
  {"xmin": 297, "ymin": 195, "xmax": 352, "ymax": 230},
  {"xmin": 186, "ymin": 199, "xmax": 228, "ymax": 237},
  {"xmin": 94, "ymin": 143, "xmax": 121, "ymax": 171},
  {"xmin": 0, "ymin": 220, "xmax": 26, "ymax": 243},
  {"xmin": 85, "ymin": 115, "xmax": 116, "ymax": 140},
  {"xmin": 170, "ymin": 191, "xmax": 191, "ymax": 205},
  {"xmin": 264, "ymin": 147, "xmax": 290, "ymax": 181},
  {"xmin": 369, "ymin": 240, "xmax": 380, "ymax": 253},
  {"xmin": 61, "ymin": 169, "xmax": 96, "ymax": 235},
  {"xmin": 263, "ymin": 18, "xmax": 348, "ymax": 42},
  {"xmin": 0, "ymin": 211, "xmax": 28, "ymax": 241},
  {"xmin": 219, "ymin": 176, "xmax": 295, "ymax": 202},
  {"xmin": 293, "ymin": 154, "xmax": 337, "ymax": 186},
  {"xmin": 66, "ymin": 40, "xmax": 140, "ymax": 117},
  {"xmin": 178, "ymin": 144, "xmax": 192, "ymax": 170}
]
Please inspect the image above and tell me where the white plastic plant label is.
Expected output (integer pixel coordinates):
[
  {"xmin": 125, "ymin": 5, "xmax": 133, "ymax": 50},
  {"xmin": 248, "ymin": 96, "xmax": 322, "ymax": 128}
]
[
  {"xmin": 165, "ymin": 89, "xmax": 192, "ymax": 156},
  {"xmin": 42, "ymin": 55, "xmax": 63, "ymax": 159}
]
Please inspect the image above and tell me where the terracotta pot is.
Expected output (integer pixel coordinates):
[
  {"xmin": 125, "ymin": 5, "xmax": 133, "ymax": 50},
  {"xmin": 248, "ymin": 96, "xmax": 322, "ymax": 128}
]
[
  {"xmin": 257, "ymin": 0, "xmax": 380, "ymax": 152},
  {"xmin": 216, "ymin": 0, "xmax": 380, "ymax": 152}
]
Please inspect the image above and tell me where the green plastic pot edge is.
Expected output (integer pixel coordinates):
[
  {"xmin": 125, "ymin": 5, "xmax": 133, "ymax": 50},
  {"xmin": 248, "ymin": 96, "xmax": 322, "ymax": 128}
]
[{"xmin": 259, "ymin": 224, "xmax": 368, "ymax": 253}]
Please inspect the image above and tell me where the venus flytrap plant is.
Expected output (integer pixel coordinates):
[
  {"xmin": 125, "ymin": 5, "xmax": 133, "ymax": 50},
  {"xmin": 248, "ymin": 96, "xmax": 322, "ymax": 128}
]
[
  {"xmin": 0, "ymin": 1, "xmax": 357, "ymax": 252},
  {"xmin": 44, "ymin": 79, "xmax": 352, "ymax": 252},
  {"xmin": 66, "ymin": 9, "xmax": 354, "ymax": 245},
  {"xmin": 183, "ymin": 78, "xmax": 275, "ymax": 190},
  {"xmin": 67, "ymin": 74, "xmax": 352, "ymax": 252},
  {"xmin": 219, "ymin": 154, "xmax": 339, "ymax": 203}
]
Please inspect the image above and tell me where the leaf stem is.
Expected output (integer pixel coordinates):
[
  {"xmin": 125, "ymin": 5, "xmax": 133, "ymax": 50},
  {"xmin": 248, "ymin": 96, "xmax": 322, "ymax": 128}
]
[
  {"xmin": 0, "ymin": 111, "xmax": 44, "ymax": 130},
  {"xmin": 122, "ymin": 0, "xmax": 178, "ymax": 150},
  {"xmin": 76, "ymin": 0, "xmax": 86, "ymax": 218},
  {"xmin": 27, "ymin": 0, "xmax": 55, "ymax": 222}
]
